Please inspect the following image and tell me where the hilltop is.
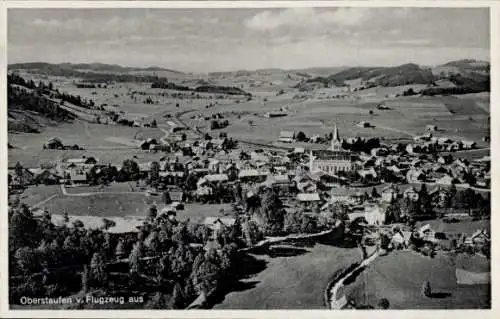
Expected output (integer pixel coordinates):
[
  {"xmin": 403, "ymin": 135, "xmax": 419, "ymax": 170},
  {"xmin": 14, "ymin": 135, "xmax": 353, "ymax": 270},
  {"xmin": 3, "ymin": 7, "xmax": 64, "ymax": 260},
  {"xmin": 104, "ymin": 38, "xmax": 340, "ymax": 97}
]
[
  {"xmin": 9, "ymin": 62, "xmax": 183, "ymax": 75},
  {"xmin": 294, "ymin": 60, "xmax": 490, "ymax": 93}
]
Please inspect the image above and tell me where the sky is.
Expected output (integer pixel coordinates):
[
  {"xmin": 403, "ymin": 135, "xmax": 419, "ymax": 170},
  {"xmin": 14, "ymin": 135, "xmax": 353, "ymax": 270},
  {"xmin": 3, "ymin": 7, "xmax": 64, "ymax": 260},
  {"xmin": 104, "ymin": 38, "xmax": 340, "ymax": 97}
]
[{"xmin": 8, "ymin": 7, "xmax": 490, "ymax": 73}]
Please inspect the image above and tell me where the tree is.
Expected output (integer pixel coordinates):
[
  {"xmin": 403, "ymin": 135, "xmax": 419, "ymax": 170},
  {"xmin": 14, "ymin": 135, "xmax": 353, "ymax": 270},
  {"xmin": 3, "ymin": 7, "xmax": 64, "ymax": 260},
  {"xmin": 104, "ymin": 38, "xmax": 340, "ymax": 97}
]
[
  {"xmin": 296, "ymin": 131, "xmax": 307, "ymax": 142},
  {"xmin": 115, "ymin": 240, "xmax": 126, "ymax": 260},
  {"xmin": 101, "ymin": 218, "xmax": 116, "ymax": 231},
  {"xmin": 283, "ymin": 210, "xmax": 302, "ymax": 234},
  {"xmin": 149, "ymin": 161, "xmax": 160, "ymax": 187},
  {"xmin": 169, "ymin": 283, "xmax": 185, "ymax": 309},
  {"xmin": 121, "ymin": 159, "xmax": 140, "ymax": 181},
  {"xmin": 421, "ymin": 281, "xmax": 432, "ymax": 297},
  {"xmin": 418, "ymin": 184, "xmax": 433, "ymax": 217},
  {"xmin": 89, "ymin": 252, "xmax": 108, "ymax": 289},
  {"xmin": 81, "ymin": 264, "xmax": 90, "ymax": 293},
  {"xmin": 147, "ymin": 204, "xmax": 158, "ymax": 221},
  {"xmin": 377, "ymin": 298, "xmax": 390, "ymax": 309},
  {"xmin": 163, "ymin": 191, "xmax": 172, "ymax": 205},
  {"xmin": 14, "ymin": 162, "xmax": 24, "ymax": 188},
  {"xmin": 129, "ymin": 241, "xmax": 144, "ymax": 275},
  {"xmin": 371, "ymin": 187, "xmax": 379, "ymax": 198},
  {"xmin": 151, "ymin": 119, "xmax": 158, "ymax": 128},
  {"xmin": 257, "ymin": 189, "xmax": 285, "ymax": 236},
  {"xmin": 147, "ymin": 291, "xmax": 169, "ymax": 309}
]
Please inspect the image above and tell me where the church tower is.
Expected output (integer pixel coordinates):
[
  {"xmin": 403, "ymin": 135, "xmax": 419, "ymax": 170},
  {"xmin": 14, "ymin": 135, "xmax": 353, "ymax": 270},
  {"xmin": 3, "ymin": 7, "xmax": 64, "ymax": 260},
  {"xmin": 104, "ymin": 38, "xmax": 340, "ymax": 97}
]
[{"xmin": 331, "ymin": 124, "xmax": 342, "ymax": 151}]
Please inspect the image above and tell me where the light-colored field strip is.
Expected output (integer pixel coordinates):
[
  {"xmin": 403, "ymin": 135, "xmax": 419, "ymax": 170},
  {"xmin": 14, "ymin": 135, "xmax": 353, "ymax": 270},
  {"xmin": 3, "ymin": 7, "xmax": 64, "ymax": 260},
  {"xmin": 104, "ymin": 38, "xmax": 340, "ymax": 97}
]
[{"xmin": 60, "ymin": 184, "xmax": 147, "ymax": 197}]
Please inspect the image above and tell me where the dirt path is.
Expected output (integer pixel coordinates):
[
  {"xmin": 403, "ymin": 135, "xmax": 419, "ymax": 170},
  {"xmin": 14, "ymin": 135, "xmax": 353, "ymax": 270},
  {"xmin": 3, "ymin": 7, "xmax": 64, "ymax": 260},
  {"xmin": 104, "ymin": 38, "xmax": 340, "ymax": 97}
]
[
  {"xmin": 31, "ymin": 194, "xmax": 59, "ymax": 209},
  {"xmin": 329, "ymin": 251, "xmax": 380, "ymax": 309},
  {"xmin": 158, "ymin": 125, "xmax": 170, "ymax": 144},
  {"xmin": 374, "ymin": 125, "xmax": 416, "ymax": 138}
]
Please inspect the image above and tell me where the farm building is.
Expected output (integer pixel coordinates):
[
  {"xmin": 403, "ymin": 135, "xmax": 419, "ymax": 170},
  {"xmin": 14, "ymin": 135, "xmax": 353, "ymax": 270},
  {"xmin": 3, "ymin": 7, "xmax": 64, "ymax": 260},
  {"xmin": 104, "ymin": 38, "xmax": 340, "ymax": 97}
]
[
  {"xmin": 376, "ymin": 103, "xmax": 390, "ymax": 110},
  {"xmin": 8, "ymin": 167, "xmax": 34, "ymax": 188},
  {"xmin": 44, "ymin": 137, "xmax": 64, "ymax": 149},
  {"xmin": 461, "ymin": 140, "xmax": 477, "ymax": 149},
  {"xmin": 33, "ymin": 169, "xmax": 61, "ymax": 185},
  {"xmin": 426, "ymin": 124, "xmax": 438, "ymax": 131},
  {"xmin": 278, "ymin": 131, "xmax": 295, "ymax": 143},
  {"xmin": 356, "ymin": 121, "xmax": 371, "ymax": 128},
  {"xmin": 66, "ymin": 156, "xmax": 98, "ymax": 165},
  {"xmin": 69, "ymin": 172, "xmax": 87, "ymax": 184},
  {"xmin": 203, "ymin": 217, "xmax": 237, "ymax": 233},
  {"xmin": 264, "ymin": 111, "xmax": 288, "ymax": 118}
]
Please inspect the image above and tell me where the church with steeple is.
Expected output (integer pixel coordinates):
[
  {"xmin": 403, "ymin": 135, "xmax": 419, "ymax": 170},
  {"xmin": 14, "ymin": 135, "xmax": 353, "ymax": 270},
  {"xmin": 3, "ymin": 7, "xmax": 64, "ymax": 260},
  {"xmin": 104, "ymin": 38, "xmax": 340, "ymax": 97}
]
[{"xmin": 309, "ymin": 124, "xmax": 353, "ymax": 174}]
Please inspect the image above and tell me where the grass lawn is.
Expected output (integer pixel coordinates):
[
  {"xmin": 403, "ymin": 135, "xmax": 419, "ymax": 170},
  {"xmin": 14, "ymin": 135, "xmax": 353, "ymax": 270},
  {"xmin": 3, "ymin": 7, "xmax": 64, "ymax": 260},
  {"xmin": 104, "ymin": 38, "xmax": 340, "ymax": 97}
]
[
  {"xmin": 8, "ymin": 148, "xmax": 166, "ymax": 168},
  {"xmin": 17, "ymin": 185, "xmax": 63, "ymax": 207},
  {"xmin": 27, "ymin": 189, "xmax": 232, "ymax": 222},
  {"xmin": 343, "ymin": 250, "xmax": 490, "ymax": 309},
  {"xmin": 214, "ymin": 244, "xmax": 360, "ymax": 309},
  {"xmin": 35, "ymin": 193, "xmax": 155, "ymax": 217}
]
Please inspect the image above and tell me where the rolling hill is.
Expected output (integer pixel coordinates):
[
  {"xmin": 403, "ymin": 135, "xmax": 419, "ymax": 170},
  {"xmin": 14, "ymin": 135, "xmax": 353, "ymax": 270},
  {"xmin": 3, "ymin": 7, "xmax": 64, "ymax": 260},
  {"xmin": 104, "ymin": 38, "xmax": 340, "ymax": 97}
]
[{"xmin": 294, "ymin": 60, "xmax": 490, "ymax": 93}]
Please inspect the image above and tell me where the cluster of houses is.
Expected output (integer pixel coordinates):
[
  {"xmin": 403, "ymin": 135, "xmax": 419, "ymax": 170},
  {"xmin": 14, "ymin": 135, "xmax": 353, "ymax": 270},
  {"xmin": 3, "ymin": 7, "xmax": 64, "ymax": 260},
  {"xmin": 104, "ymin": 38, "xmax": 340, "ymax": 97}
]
[
  {"xmin": 10, "ymin": 115, "xmax": 490, "ymax": 246},
  {"xmin": 409, "ymin": 131, "xmax": 477, "ymax": 153}
]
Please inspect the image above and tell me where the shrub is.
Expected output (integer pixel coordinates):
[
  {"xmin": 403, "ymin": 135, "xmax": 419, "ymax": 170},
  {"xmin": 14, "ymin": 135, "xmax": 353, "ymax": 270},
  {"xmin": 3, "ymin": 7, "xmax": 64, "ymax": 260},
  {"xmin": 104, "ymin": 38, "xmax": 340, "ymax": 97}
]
[{"xmin": 421, "ymin": 281, "xmax": 431, "ymax": 297}]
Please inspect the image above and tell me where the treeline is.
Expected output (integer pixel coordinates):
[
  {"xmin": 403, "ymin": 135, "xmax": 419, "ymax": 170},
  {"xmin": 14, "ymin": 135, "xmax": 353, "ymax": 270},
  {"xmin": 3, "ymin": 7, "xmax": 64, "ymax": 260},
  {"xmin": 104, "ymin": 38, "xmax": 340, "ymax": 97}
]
[
  {"xmin": 8, "ymin": 73, "xmax": 96, "ymax": 110},
  {"xmin": 151, "ymin": 81, "xmax": 251, "ymax": 96},
  {"xmin": 194, "ymin": 85, "xmax": 250, "ymax": 96},
  {"xmin": 8, "ymin": 84, "xmax": 75, "ymax": 122},
  {"xmin": 8, "ymin": 63, "xmax": 175, "ymax": 83},
  {"xmin": 151, "ymin": 81, "xmax": 191, "ymax": 91}
]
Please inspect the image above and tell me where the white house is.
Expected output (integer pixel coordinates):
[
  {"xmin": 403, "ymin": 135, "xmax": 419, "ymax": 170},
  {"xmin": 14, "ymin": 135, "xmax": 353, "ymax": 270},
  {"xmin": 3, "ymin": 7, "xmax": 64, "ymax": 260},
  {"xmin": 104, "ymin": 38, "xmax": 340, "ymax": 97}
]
[
  {"xmin": 364, "ymin": 205, "xmax": 386, "ymax": 226},
  {"xmin": 278, "ymin": 131, "xmax": 295, "ymax": 143}
]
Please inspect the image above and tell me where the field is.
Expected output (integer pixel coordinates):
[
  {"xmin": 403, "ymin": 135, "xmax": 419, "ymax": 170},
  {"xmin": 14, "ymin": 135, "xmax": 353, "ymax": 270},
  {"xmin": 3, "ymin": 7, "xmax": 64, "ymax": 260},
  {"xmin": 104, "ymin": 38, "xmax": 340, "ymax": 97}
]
[
  {"xmin": 182, "ymin": 93, "xmax": 489, "ymax": 148},
  {"xmin": 343, "ymin": 251, "xmax": 490, "ymax": 309},
  {"xmin": 21, "ymin": 183, "xmax": 231, "ymax": 223},
  {"xmin": 214, "ymin": 244, "xmax": 360, "ymax": 309},
  {"xmin": 8, "ymin": 147, "xmax": 169, "ymax": 168}
]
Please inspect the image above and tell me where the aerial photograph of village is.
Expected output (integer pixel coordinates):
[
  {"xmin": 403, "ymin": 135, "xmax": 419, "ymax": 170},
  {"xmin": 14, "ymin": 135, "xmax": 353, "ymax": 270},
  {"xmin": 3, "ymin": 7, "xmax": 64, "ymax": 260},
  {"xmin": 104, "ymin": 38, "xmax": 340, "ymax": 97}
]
[{"xmin": 7, "ymin": 6, "xmax": 491, "ymax": 310}]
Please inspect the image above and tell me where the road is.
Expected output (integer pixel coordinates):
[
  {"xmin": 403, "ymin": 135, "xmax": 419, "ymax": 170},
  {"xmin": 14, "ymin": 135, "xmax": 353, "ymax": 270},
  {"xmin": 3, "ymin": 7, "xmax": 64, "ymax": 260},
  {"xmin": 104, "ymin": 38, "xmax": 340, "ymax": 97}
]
[
  {"xmin": 329, "ymin": 251, "xmax": 380, "ymax": 309},
  {"xmin": 374, "ymin": 125, "xmax": 416, "ymax": 138},
  {"xmin": 158, "ymin": 125, "xmax": 170, "ymax": 144}
]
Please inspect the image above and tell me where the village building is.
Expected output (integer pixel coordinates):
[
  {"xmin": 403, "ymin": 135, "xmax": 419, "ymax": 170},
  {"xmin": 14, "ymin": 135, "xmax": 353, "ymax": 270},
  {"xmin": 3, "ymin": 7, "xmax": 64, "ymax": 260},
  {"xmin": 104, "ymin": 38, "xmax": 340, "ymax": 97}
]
[
  {"xmin": 278, "ymin": 131, "xmax": 295, "ymax": 143},
  {"xmin": 363, "ymin": 205, "xmax": 386, "ymax": 226},
  {"xmin": 69, "ymin": 171, "xmax": 88, "ymax": 185},
  {"xmin": 403, "ymin": 186, "xmax": 419, "ymax": 201},
  {"xmin": 464, "ymin": 229, "xmax": 490, "ymax": 246},
  {"xmin": 406, "ymin": 169, "xmax": 425, "ymax": 183},
  {"xmin": 436, "ymin": 174, "xmax": 454, "ymax": 185},
  {"xmin": 381, "ymin": 184, "xmax": 399, "ymax": 203},
  {"xmin": 429, "ymin": 186, "xmax": 449, "ymax": 208},
  {"xmin": 309, "ymin": 125, "xmax": 353, "ymax": 174},
  {"xmin": 297, "ymin": 192, "xmax": 321, "ymax": 210},
  {"xmin": 238, "ymin": 169, "xmax": 268, "ymax": 183}
]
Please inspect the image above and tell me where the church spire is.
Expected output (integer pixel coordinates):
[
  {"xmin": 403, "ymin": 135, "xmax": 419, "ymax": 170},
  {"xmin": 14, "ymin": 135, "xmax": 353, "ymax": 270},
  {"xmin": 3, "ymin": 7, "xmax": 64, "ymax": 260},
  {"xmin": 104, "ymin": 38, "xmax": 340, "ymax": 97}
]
[{"xmin": 331, "ymin": 124, "xmax": 341, "ymax": 151}]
